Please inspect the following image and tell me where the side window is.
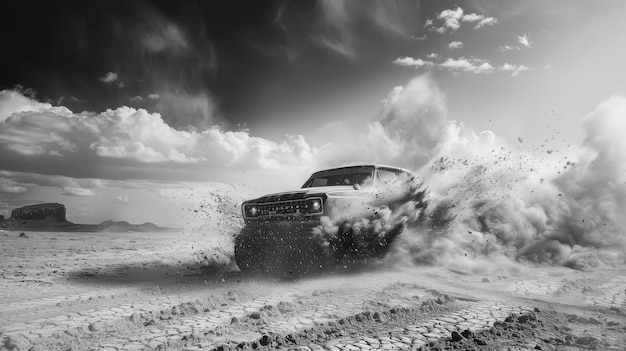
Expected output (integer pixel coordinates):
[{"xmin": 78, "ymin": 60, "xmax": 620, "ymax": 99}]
[{"xmin": 377, "ymin": 169, "xmax": 397, "ymax": 185}]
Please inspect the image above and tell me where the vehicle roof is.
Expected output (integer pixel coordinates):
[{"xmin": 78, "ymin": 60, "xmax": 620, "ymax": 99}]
[{"xmin": 311, "ymin": 164, "xmax": 414, "ymax": 175}]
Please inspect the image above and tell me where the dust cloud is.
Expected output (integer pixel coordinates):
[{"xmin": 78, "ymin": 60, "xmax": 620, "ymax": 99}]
[
  {"xmin": 202, "ymin": 74, "xmax": 624, "ymax": 274},
  {"xmin": 311, "ymin": 76, "xmax": 625, "ymax": 272}
]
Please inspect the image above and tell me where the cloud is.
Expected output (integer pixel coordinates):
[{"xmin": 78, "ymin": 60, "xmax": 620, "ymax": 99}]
[
  {"xmin": 393, "ymin": 57, "xmax": 434, "ymax": 68},
  {"xmin": 427, "ymin": 6, "xmax": 498, "ymax": 33},
  {"xmin": 139, "ymin": 16, "xmax": 190, "ymax": 55},
  {"xmin": 62, "ymin": 187, "xmax": 95, "ymax": 197},
  {"xmin": 98, "ymin": 72, "xmax": 119, "ymax": 83},
  {"xmin": 0, "ymin": 179, "xmax": 27, "ymax": 194},
  {"xmin": 319, "ymin": 74, "xmax": 449, "ymax": 170},
  {"xmin": 498, "ymin": 45, "xmax": 520, "ymax": 52},
  {"xmin": 56, "ymin": 96, "xmax": 85, "ymax": 105},
  {"xmin": 0, "ymin": 170, "xmax": 106, "ymax": 191},
  {"xmin": 429, "ymin": 26, "xmax": 447, "ymax": 34},
  {"xmin": 394, "ymin": 55, "xmax": 529, "ymax": 77},
  {"xmin": 0, "ymin": 90, "xmax": 71, "ymax": 122},
  {"xmin": 130, "ymin": 96, "xmax": 144, "ymax": 103},
  {"xmin": 462, "ymin": 12, "xmax": 498, "ymax": 29},
  {"xmin": 154, "ymin": 90, "xmax": 218, "ymax": 129},
  {"xmin": 111, "ymin": 4, "xmax": 221, "ymax": 130},
  {"xmin": 114, "ymin": 194, "xmax": 129, "ymax": 204},
  {"xmin": 448, "ymin": 41, "xmax": 464, "ymax": 50},
  {"xmin": 461, "ymin": 13, "xmax": 482, "ymax": 22},
  {"xmin": 437, "ymin": 7, "xmax": 464, "ymax": 31},
  {"xmin": 474, "ymin": 17, "xmax": 498, "ymax": 29},
  {"xmin": 499, "ymin": 63, "xmax": 529, "ymax": 77},
  {"xmin": 440, "ymin": 57, "xmax": 495, "ymax": 74},
  {"xmin": 0, "ymin": 90, "xmax": 317, "ymax": 182},
  {"xmin": 518, "ymin": 33, "xmax": 533, "ymax": 48},
  {"xmin": 366, "ymin": 1, "xmax": 420, "ymax": 37},
  {"xmin": 288, "ymin": 0, "xmax": 421, "ymax": 59},
  {"xmin": 314, "ymin": 36, "xmax": 356, "ymax": 59}
]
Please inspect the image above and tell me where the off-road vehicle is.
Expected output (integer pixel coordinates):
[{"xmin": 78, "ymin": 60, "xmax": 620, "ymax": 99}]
[{"xmin": 235, "ymin": 165, "xmax": 424, "ymax": 274}]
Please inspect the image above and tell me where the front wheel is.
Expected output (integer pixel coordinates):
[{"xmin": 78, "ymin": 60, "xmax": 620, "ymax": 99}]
[
  {"xmin": 234, "ymin": 227, "xmax": 335, "ymax": 277},
  {"xmin": 234, "ymin": 234, "xmax": 265, "ymax": 273}
]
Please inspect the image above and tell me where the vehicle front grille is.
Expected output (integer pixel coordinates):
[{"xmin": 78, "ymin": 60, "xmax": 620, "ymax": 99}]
[{"xmin": 257, "ymin": 199, "xmax": 308, "ymax": 216}]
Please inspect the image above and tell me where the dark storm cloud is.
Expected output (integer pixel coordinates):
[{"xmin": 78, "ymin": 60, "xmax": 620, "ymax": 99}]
[
  {"xmin": 1, "ymin": 1, "xmax": 220, "ymax": 129},
  {"xmin": 271, "ymin": 0, "xmax": 421, "ymax": 59},
  {"xmin": 0, "ymin": 0, "xmax": 425, "ymax": 133}
]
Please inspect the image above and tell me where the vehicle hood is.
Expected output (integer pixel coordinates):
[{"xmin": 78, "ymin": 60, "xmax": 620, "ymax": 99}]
[{"xmin": 244, "ymin": 186, "xmax": 370, "ymax": 203}]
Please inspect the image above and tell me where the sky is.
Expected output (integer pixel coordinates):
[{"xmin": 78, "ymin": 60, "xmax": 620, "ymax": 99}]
[{"xmin": 1, "ymin": 0, "xmax": 625, "ymax": 226}]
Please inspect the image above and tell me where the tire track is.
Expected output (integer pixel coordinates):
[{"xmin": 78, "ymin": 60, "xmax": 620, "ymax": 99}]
[{"xmin": 82, "ymin": 280, "xmax": 429, "ymax": 350}]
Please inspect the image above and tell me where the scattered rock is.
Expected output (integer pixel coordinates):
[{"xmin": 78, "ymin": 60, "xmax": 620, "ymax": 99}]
[
  {"xmin": 3, "ymin": 335, "xmax": 31, "ymax": 350},
  {"xmin": 372, "ymin": 312, "xmax": 383, "ymax": 322},
  {"xmin": 474, "ymin": 338, "xmax": 487, "ymax": 346},
  {"xmin": 451, "ymin": 331, "xmax": 463, "ymax": 342},
  {"xmin": 259, "ymin": 335, "xmax": 270, "ymax": 346},
  {"xmin": 250, "ymin": 311, "xmax": 261, "ymax": 319},
  {"xmin": 589, "ymin": 317, "xmax": 601, "ymax": 325},
  {"xmin": 576, "ymin": 336, "xmax": 600, "ymax": 347},
  {"xmin": 461, "ymin": 329, "xmax": 473, "ymax": 339},
  {"xmin": 128, "ymin": 313, "xmax": 141, "ymax": 323},
  {"xmin": 18, "ymin": 232, "xmax": 29, "ymax": 238},
  {"xmin": 482, "ymin": 277, "xmax": 491, "ymax": 282}
]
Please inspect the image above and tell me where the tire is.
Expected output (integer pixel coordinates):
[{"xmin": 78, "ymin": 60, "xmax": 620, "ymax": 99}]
[
  {"xmin": 234, "ymin": 234, "xmax": 265, "ymax": 273},
  {"xmin": 235, "ymin": 225, "xmax": 336, "ymax": 277}
]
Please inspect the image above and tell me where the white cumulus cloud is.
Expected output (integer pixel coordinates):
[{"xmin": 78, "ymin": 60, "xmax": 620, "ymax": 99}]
[
  {"xmin": 98, "ymin": 72, "xmax": 119, "ymax": 83},
  {"xmin": 448, "ymin": 41, "xmax": 464, "ymax": 50},
  {"xmin": 440, "ymin": 57, "xmax": 495, "ymax": 74},
  {"xmin": 428, "ymin": 6, "xmax": 498, "ymax": 33},
  {"xmin": 518, "ymin": 33, "xmax": 533, "ymax": 48},
  {"xmin": 499, "ymin": 63, "xmax": 530, "ymax": 77},
  {"xmin": 393, "ymin": 57, "xmax": 434, "ymax": 68},
  {"xmin": 0, "ymin": 90, "xmax": 318, "ymax": 183},
  {"xmin": 437, "ymin": 7, "xmax": 464, "ymax": 31}
]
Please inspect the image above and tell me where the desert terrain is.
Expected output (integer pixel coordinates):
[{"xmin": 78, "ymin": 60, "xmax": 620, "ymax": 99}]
[{"xmin": 1, "ymin": 223, "xmax": 624, "ymax": 351}]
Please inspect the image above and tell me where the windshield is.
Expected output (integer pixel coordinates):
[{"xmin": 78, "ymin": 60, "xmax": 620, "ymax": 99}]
[{"xmin": 302, "ymin": 166, "xmax": 374, "ymax": 188}]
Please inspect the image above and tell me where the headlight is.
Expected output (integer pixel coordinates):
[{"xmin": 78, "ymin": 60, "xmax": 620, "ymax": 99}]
[
  {"xmin": 305, "ymin": 197, "xmax": 323, "ymax": 214},
  {"xmin": 242, "ymin": 203, "xmax": 259, "ymax": 218}
]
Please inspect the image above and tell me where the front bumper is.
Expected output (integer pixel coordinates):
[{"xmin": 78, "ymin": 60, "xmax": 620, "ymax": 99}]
[{"xmin": 241, "ymin": 218, "xmax": 321, "ymax": 239}]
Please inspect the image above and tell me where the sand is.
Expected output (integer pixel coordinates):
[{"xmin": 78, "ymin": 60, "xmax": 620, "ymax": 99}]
[{"xmin": 0, "ymin": 228, "xmax": 625, "ymax": 350}]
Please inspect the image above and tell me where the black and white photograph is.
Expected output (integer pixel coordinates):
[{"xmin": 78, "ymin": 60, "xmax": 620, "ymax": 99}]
[{"xmin": 1, "ymin": 0, "xmax": 625, "ymax": 350}]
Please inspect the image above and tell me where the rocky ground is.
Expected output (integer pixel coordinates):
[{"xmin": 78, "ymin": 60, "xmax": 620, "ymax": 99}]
[{"xmin": 0, "ymin": 229, "xmax": 625, "ymax": 351}]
